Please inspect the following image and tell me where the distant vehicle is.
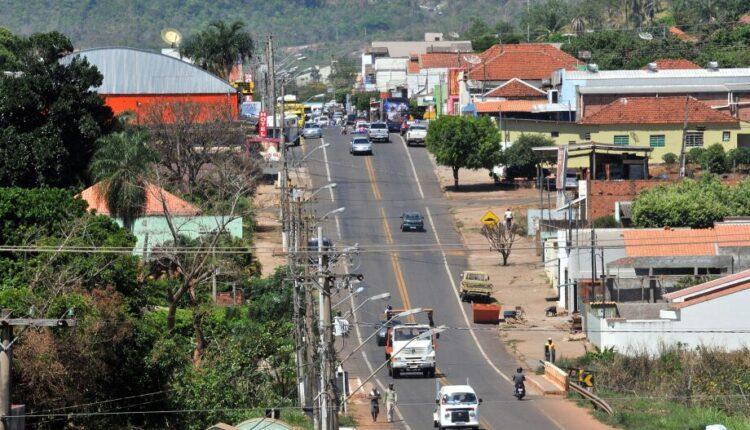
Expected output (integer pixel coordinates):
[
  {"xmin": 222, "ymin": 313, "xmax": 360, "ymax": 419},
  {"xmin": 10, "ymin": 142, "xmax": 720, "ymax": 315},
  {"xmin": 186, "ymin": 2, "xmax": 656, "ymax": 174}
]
[
  {"xmin": 302, "ymin": 122, "xmax": 323, "ymax": 139},
  {"xmin": 459, "ymin": 271, "xmax": 493, "ymax": 302},
  {"xmin": 346, "ymin": 113, "xmax": 357, "ymax": 125},
  {"xmin": 400, "ymin": 120, "xmax": 409, "ymax": 135},
  {"xmin": 406, "ymin": 123, "xmax": 428, "ymax": 146},
  {"xmin": 400, "ymin": 211, "xmax": 425, "ymax": 232},
  {"xmin": 368, "ymin": 122, "xmax": 389, "ymax": 142},
  {"xmin": 316, "ymin": 115, "xmax": 330, "ymax": 127},
  {"xmin": 433, "ymin": 385, "xmax": 482, "ymax": 429},
  {"xmin": 376, "ymin": 318, "xmax": 402, "ymax": 346},
  {"xmin": 383, "ymin": 97, "xmax": 409, "ymax": 132},
  {"xmin": 350, "ymin": 136, "xmax": 373, "ymax": 155},
  {"xmin": 384, "ymin": 308, "xmax": 437, "ymax": 378}
]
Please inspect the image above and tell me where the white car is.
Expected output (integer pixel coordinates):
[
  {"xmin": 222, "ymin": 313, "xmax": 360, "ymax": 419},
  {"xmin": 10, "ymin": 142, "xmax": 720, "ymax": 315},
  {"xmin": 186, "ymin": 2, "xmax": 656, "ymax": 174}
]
[
  {"xmin": 316, "ymin": 115, "xmax": 330, "ymax": 127},
  {"xmin": 350, "ymin": 136, "xmax": 373, "ymax": 155},
  {"xmin": 433, "ymin": 385, "xmax": 481, "ymax": 430},
  {"xmin": 406, "ymin": 123, "xmax": 428, "ymax": 146},
  {"xmin": 368, "ymin": 122, "xmax": 389, "ymax": 142}
]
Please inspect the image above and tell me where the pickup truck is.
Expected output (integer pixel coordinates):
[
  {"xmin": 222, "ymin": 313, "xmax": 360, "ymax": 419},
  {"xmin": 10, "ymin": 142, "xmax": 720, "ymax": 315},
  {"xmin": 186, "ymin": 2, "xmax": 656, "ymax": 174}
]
[
  {"xmin": 433, "ymin": 384, "xmax": 482, "ymax": 429},
  {"xmin": 405, "ymin": 123, "xmax": 427, "ymax": 146},
  {"xmin": 385, "ymin": 308, "xmax": 437, "ymax": 378},
  {"xmin": 368, "ymin": 122, "xmax": 390, "ymax": 142},
  {"xmin": 459, "ymin": 271, "xmax": 493, "ymax": 302}
]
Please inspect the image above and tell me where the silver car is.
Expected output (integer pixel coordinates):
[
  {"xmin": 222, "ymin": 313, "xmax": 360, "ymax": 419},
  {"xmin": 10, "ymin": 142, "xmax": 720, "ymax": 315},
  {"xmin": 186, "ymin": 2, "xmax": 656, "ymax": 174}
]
[
  {"xmin": 368, "ymin": 122, "xmax": 389, "ymax": 142},
  {"xmin": 350, "ymin": 136, "xmax": 373, "ymax": 155},
  {"xmin": 302, "ymin": 122, "xmax": 323, "ymax": 139}
]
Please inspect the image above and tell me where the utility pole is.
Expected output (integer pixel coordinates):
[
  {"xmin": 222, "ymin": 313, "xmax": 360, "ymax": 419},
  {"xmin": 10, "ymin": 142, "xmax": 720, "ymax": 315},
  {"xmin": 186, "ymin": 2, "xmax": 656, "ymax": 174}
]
[
  {"xmin": 317, "ymin": 225, "xmax": 329, "ymax": 430},
  {"xmin": 679, "ymin": 95, "xmax": 690, "ymax": 178},
  {"xmin": 268, "ymin": 34, "xmax": 277, "ymax": 145},
  {"xmin": 0, "ymin": 309, "xmax": 76, "ymax": 430}
]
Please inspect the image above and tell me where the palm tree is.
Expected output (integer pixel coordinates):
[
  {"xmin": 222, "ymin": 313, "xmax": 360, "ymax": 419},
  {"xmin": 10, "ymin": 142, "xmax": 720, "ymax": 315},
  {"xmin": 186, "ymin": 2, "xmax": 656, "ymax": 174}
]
[
  {"xmin": 90, "ymin": 130, "xmax": 157, "ymax": 231},
  {"xmin": 180, "ymin": 20, "xmax": 254, "ymax": 81},
  {"xmin": 571, "ymin": 16, "xmax": 586, "ymax": 36}
]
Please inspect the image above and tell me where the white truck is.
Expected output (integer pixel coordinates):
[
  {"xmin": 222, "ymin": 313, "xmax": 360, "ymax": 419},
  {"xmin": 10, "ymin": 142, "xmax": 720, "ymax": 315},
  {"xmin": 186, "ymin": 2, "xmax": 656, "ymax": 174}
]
[
  {"xmin": 384, "ymin": 308, "xmax": 437, "ymax": 378},
  {"xmin": 405, "ymin": 123, "xmax": 428, "ymax": 146},
  {"xmin": 433, "ymin": 384, "xmax": 482, "ymax": 429}
]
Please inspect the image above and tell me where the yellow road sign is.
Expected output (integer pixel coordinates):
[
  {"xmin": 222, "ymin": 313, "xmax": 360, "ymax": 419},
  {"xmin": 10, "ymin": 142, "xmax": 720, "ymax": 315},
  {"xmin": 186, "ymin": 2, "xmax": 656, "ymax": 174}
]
[{"xmin": 481, "ymin": 210, "xmax": 500, "ymax": 226}]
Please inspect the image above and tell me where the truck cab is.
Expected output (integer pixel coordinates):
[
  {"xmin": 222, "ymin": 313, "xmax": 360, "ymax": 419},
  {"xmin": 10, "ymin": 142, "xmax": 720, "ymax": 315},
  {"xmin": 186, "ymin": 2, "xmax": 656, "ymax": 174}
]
[
  {"xmin": 384, "ymin": 308, "xmax": 437, "ymax": 378},
  {"xmin": 433, "ymin": 385, "xmax": 481, "ymax": 429},
  {"xmin": 459, "ymin": 271, "xmax": 493, "ymax": 302}
]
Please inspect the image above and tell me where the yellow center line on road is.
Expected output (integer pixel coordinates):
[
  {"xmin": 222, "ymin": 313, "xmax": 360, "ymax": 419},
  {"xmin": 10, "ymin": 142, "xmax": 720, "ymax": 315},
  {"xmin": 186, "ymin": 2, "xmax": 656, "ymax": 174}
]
[{"xmin": 364, "ymin": 156, "xmax": 382, "ymax": 200}]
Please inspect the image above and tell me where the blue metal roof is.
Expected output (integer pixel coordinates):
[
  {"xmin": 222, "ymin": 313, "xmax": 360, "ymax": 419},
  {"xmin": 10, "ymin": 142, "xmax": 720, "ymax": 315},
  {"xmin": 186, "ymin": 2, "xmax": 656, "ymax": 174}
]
[{"xmin": 63, "ymin": 47, "xmax": 237, "ymax": 95}]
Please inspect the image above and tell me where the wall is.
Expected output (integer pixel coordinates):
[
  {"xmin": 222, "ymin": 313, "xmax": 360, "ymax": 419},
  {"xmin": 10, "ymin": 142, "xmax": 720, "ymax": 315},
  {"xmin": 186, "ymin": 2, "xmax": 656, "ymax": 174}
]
[
  {"xmin": 118, "ymin": 215, "xmax": 244, "ymax": 256},
  {"xmin": 587, "ymin": 179, "xmax": 675, "ymax": 220},
  {"xmin": 105, "ymin": 94, "xmax": 238, "ymax": 122},
  {"xmin": 587, "ymin": 287, "xmax": 750, "ymax": 355}
]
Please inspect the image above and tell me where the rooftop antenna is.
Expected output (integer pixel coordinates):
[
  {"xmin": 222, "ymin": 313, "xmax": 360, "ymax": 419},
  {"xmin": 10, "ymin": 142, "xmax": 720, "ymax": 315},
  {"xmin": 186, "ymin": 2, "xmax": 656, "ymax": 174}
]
[{"xmin": 161, "ymin": 28, "xmax": 183, "ymax": 48}]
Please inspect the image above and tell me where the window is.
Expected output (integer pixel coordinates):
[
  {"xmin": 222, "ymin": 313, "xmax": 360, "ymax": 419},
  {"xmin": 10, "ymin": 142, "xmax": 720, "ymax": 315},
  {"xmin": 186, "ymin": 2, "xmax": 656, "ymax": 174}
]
[
  {"xmin": 551, "ymin": 131, "xmax": 559, "ymax": 137},
  {"xmin": 723, "ymin": 131, "xmax": 731, "ymax": 142},
  {"xmin": 649, "ymin": 135, "xmax": 665, "ymax": 147},
  {"xmin": 614, "ymin": 135, "xmax": 629, "ymax": 146},
  {"xmin": 685, "ymin": 131, "xmax": 704, "ymax": 147},
  {"xmin": 581, "ymin": 132, "xmax": 591, "ymax": 141}
]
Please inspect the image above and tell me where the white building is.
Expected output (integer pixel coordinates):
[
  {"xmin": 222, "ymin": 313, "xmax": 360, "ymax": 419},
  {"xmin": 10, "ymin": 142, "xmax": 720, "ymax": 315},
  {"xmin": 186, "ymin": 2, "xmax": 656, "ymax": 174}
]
[
  {"xmin": 375, "ymin": 57, "xmax": 409, "ymax": 93},
  {"xmin": 586, "ymin": 270, "xmax": 750, "ymax": 355}
]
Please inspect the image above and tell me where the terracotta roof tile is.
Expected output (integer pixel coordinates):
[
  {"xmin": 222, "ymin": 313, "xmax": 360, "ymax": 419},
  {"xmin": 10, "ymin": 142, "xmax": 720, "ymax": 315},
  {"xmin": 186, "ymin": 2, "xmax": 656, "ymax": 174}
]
[
  {"xmin": 578, "ymin": 96, "xmax": 738, "ymax": 125},
  {"xmin": 79, "ymin": 182, "xmax": 201, "ymax": 217},
  {"xmin": 407, "ymin": 59, "xmax": 420, "ymax": 74},
  {"xmin": 419, "ymin": 52, "xmax": 470, "ymax": 69},
  {"xmin": 484, "ymin": 78, "xmax": 547, "ymax": 98},
  {"xmin": 643, "ymin": 59, "xmax": 701, "ymax": 70},
  {"xmin": 664, "ymin": 269, "xmax": 750, "ymax": 301},
  {"xmin": 669, "ymin": 27, "xmax": 698, "ymax": 42},
  {"xmin": 475, "ymin": 100, "xmax": 543, "ymax": 113},
  {"xmin": 623, "ymin": 225, "xmax": 750, "ymax": 258},
  {"xmin": 469, "ymin": 44, "xmax": 580, "ymax": 81}
]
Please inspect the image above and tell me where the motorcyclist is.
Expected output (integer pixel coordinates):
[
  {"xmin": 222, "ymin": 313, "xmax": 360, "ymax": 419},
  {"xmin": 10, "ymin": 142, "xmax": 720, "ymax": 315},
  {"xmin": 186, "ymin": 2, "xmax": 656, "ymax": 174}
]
[{"xmin": 513, "ymin": 367, "xmax": 526, "ymax": 393}]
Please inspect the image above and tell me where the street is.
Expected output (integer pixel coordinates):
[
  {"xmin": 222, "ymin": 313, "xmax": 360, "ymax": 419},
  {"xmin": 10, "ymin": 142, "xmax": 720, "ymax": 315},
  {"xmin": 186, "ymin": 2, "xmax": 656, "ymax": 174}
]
[{"xmin": 296, "ymin": 127, "xmax": 564, "ymax": 429}]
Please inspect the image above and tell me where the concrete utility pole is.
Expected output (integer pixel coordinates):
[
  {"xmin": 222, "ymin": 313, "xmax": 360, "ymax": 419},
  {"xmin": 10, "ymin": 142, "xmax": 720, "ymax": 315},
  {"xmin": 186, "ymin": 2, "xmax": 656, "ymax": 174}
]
[
  {"xmin": 0, "ymin": 309, "xmax": 76, "ymax": 430},
  {"xmin": 317, "ymin": 225, "xmax": 329, "ymax": 430},
  {"xmin": 268, "ymin": 35, "xmax": 277, "ymax": 141}
]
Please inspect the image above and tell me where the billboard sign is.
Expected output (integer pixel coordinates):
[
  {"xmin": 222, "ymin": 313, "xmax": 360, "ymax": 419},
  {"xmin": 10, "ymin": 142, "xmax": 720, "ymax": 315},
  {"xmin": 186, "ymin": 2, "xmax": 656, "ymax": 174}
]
[
  {"xmin": 383, "ymin": 97, "xmax": 409, "ymax": 123},
  {"xmin": 259, "ymin": 111, "xmax": 268, "ymax": 137}
]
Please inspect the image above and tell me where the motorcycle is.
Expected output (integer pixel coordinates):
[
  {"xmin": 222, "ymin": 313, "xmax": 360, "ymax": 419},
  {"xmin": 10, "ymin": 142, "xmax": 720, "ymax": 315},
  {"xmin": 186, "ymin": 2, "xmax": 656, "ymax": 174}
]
[{"xmin": 514, "ymin": 383, "xmax": 525, "ymax": 400}]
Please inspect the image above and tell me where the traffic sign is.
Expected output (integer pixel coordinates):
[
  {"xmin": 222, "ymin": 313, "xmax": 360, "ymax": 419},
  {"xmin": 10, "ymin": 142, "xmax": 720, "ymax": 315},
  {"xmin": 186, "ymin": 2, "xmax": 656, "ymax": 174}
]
[{"xmin": 481, "ymin": 210, "xmax": 500, "ymax": 226}]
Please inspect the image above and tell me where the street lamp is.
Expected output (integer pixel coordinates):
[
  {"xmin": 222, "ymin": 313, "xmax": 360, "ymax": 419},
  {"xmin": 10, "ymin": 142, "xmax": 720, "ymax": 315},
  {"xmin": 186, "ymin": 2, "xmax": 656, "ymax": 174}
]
[
  {"xmin": 332, "ymin": 285, "xmax": 365, "ymax": 310},
  {"xmin": 342, "ymin": 292, "xmax": 391, "ymax": 319},
  {"xmin": 293, "ymin": 143, "xmax": 329, "ymax": 166},
  {"xmin": 322, "ymin": 207, "xmax": 346, "ymax": 220},
  {"xmin": 305, "ymin": 93, "xmax": 326, "ymax": 103},
  {"xmin": 338, "ymin": 307, "xmax": 422, "ymax": 366},
  {"xmin": 345, "ymin": 325, "xmax": 447, "ymax": 401},
  {"xmin": 301, "ymin": 183, "xmax": 336, "ymax": 201}
]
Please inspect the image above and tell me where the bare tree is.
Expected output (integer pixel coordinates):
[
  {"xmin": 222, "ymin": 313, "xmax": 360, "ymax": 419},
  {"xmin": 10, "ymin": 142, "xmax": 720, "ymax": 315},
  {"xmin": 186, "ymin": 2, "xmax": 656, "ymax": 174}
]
[
  {"xmin": 143, "ymin": 101, "xmax": 260, "ymax": 367},
  {"xmin": 481, "ymin": 222, "xmax": 520, "ymax": 266}
]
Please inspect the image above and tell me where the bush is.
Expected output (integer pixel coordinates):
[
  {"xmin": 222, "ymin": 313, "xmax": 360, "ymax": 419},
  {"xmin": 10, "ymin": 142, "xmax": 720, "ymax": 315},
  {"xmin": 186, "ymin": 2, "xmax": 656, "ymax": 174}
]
[
  {"xmin": 727, "ymin": 147, "xmax": 750, "ymax": 170},
  {"xmin": 686, "ymin": 147, "xmax": 706, "ymax": 164},
  {"xmin": 699, "ymin": 143, "xmax": 728, "ymax": 174},
  {"xmin": 661, "ymin": 152, "xmax": 678, "ymax": 165},
  {"xmin": 592, "ymin": 215, "xmax": 618, "ymax": 228}
]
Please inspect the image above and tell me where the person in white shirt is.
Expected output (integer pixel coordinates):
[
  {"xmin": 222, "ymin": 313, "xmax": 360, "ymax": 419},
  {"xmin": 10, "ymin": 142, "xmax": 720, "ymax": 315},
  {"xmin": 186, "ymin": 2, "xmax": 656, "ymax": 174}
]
[{"xmin": 504, "ymin": 208, "xmax": 513, "ymax": 229}]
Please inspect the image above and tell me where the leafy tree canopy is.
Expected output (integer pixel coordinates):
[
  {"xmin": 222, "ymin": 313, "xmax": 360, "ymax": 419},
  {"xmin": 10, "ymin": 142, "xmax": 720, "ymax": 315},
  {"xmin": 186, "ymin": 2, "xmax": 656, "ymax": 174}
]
[
  {"xmin": 504, "ymin": 134, "xmax": 554, "ymax": 179},
  {"xmin": 0, "ymin": 30, "xmax": 115, "ymax": 188},
  {"xmin": 180, "ymin": 20, "xmax": 254, "ymax": 81},
  {"xmin": 426, "ymin": 115, "xmax": 501, "ymax": 188}
]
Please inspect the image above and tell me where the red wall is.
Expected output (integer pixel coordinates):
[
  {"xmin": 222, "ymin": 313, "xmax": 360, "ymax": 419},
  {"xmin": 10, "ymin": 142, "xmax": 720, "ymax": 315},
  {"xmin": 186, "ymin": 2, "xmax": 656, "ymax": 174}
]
[
  {"xmin": 587, "ymin": 179, "xmax": 676, "ymax": 220},
  {"xmin": 104, "ymin": 94, "xmax": 239, "ymax": 123}
]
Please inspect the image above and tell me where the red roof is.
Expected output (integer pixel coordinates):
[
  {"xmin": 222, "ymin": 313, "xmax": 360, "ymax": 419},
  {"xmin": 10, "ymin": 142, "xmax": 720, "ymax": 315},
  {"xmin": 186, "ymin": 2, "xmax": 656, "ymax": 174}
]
[
  {"xmin": 623, "ymin": 224, "xmax": 750, "ymax": 258},
  {"xmin": 484, "ymin": 78, "xmax": 547, "ymax": 98},
  {"xmin": 475, "ymin": 100, "xmax": 543, "ymax": 113},
  {"xmin": 663, "ymin": 269, "xmax": 750, "ymax": 308},
  {"xmin": 578, "ymin": 96, "xmax": 738, "ymax": 125},
  {"xmin": 407, "ymin": 59, "xmax": 420, "ymax": 74},
  {"xmin": 469, "ymin": 44, "xmax": 580, "ymax": 81},
  {"xmin": 419, "ymin": 52, "xmax": 470, "ymax": 69},
  {"xmin": 643, "ymin": 59, "xmax": 700, "ymax": 70},
  {"xmin": 79, "ymin": 182, "xmax": 201, "ymax": 217},
  {"xmin": 669, "ymin": 27, "xmax": 698, "ymax": 43}
]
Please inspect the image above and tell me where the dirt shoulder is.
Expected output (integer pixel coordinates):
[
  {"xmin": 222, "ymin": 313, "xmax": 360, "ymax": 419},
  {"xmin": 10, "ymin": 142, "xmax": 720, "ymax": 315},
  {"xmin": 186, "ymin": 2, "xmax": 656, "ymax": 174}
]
[{"xmin": 433, "ymin": 163, "xmax": 615, "ymax": 430}]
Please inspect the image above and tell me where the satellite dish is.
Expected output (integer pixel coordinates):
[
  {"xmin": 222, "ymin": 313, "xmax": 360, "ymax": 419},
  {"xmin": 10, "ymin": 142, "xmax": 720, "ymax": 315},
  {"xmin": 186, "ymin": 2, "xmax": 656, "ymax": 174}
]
[
  {"xmin": 449, "ymin": 32, "xmax": 460, "ymax": 39},
  {"xmin": 161, "ymin": 28, "xmax": 183, "ymax": 47},
  {"xmin": 464, "ymin": 54, "xmax": 482, "ymax": 65},
  {"xmin": 638, "ymin": 32, "xmax": 654, "ymax": 41}
]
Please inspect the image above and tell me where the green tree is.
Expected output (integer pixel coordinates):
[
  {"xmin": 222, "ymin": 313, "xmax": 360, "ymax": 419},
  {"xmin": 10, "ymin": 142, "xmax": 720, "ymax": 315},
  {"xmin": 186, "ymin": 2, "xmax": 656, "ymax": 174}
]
[
  {"xmin": 662, "ymin": 152, "xmax": 678, "ymax": 165},
  {"xmin": 425, "ymin": 115, "xmax": 501, "ymax": 189},
  {"xmin": 181, "ymin": 20, "xmax": 254, "ymax": 81},
  {"xmin": 0, "ymin": 31, "xmax": 115, "ymax": 188},
  {"xmin": 521, "ymin": 0, "xmax": 571, "ymax": 37},
  {"xmin": 504, "ymin": 134, "xmax": 554, "ymax": 179},
  {"xmin": 90, "ymin": 130, "xmax": 157, "ymax": 231}
]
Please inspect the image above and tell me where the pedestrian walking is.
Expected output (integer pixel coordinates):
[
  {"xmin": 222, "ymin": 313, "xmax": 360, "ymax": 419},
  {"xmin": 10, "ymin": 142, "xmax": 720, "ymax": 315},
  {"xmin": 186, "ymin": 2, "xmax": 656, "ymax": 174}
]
[
  {"xmin": 369, "ymin": 387, "xmax": 381, "ymax": 422},
  {"xmin": 504, "ymin": 208, "xmax": 513, "ymax": 229},
  {"xmin": 385, "ymin": 383, "xmax": 398, "ymax": 422}
]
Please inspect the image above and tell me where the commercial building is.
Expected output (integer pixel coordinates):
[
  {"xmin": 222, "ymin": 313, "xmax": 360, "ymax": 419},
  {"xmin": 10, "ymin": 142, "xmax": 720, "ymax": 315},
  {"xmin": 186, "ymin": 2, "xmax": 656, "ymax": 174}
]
[{"xmin": 63, "ymin": 47, "xmax": 239, "ymax": 122}]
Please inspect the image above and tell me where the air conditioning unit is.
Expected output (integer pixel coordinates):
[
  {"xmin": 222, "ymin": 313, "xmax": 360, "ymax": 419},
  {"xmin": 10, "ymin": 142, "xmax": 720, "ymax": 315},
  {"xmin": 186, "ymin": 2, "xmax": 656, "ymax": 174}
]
[
  {"xmin": 587, "ymin": 63, "xmax": 599, "ymax": 73},
  {"xmin": 647, "ymin": 62, "xmax": 658, "ymax": 72}
]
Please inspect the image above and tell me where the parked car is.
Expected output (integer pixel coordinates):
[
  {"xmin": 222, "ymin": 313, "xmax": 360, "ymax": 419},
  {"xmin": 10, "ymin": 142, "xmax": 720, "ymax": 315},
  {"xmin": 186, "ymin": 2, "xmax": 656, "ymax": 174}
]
[
  {"xmin": 302, "ymin": 122, "xmax": 323, "ymax": 139},
  {"xmin": 406, "ymin": 123, "xmax": 428, "ymax": 146},
  {"xmin": 400, "ymin": 211, "xmax": 425, "ymax": 232},
  {"xmin": 368, "ymin": 122, "xmax": 389, "ymax": 142},
  {"xmin": 350, "ymin": 136, "xmax": 373, "ymax": 155}
]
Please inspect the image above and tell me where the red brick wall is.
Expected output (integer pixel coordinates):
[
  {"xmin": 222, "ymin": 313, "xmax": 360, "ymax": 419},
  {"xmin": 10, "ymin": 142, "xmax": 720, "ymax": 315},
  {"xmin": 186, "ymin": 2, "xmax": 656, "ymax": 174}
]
[{"xmin": 587, "ymin": 179, "xmax": 675, "ymax": 220}]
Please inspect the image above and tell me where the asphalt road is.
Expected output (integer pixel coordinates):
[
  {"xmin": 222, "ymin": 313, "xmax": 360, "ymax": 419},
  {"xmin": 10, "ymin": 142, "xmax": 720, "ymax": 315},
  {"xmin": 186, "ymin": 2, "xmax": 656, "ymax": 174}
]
[{"xmin": 298, "ymin": 126, "xmax": 564, "ymax": 430}]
